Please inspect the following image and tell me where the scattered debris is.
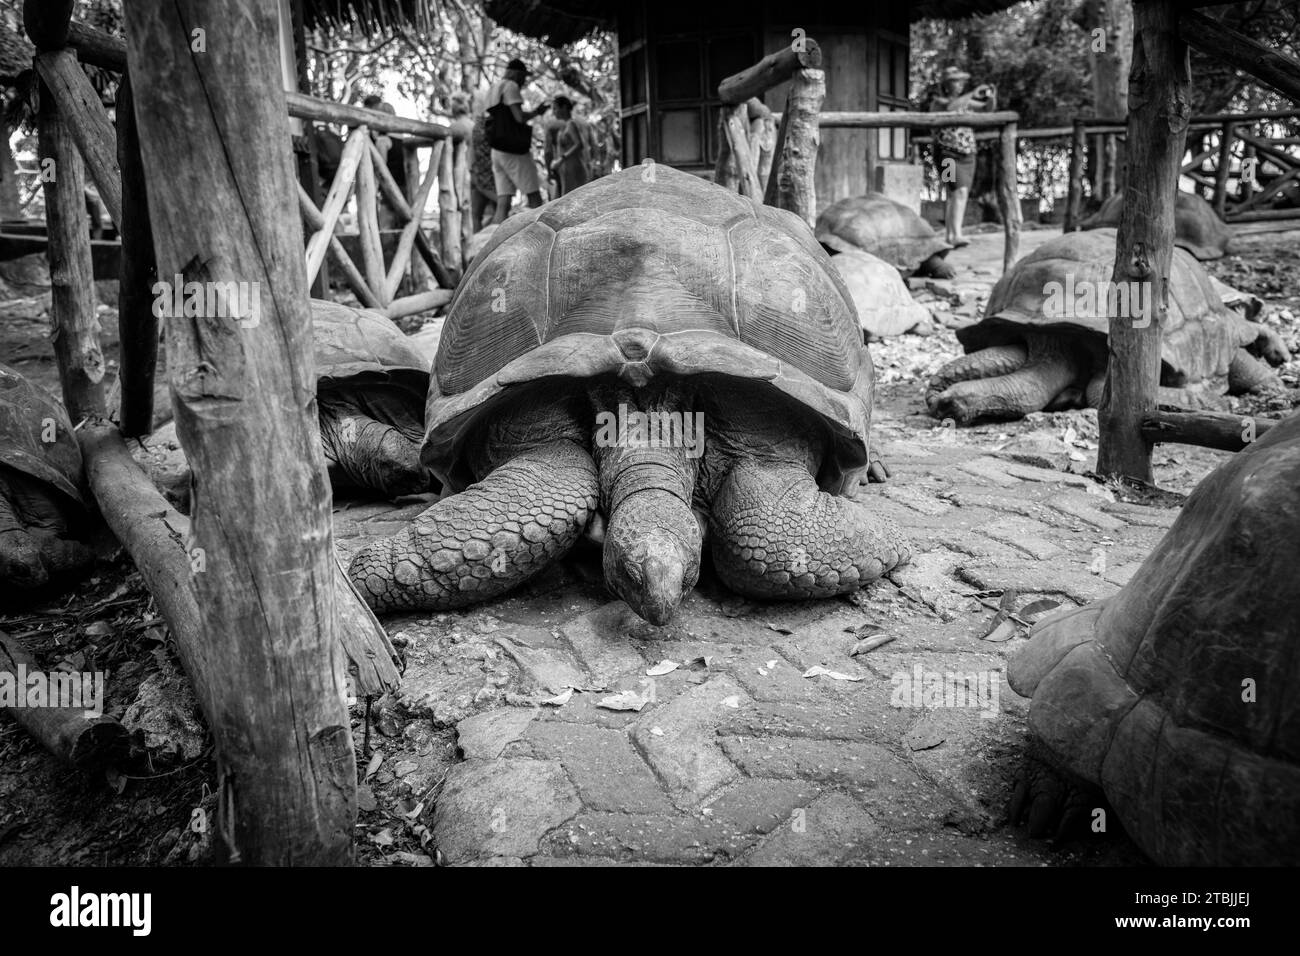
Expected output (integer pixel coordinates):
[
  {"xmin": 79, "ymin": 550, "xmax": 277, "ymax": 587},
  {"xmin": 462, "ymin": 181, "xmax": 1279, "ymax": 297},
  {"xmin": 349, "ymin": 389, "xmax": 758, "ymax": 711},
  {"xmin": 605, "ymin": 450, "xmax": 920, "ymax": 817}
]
[{"xmin": 802, "ymin": 666, "xmax": 863, "ymax": 682}]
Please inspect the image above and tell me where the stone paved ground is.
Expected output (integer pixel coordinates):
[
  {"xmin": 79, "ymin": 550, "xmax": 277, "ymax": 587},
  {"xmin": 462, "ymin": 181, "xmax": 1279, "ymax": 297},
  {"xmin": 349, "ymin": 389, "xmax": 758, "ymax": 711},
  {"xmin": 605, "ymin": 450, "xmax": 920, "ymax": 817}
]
[{"xmin": 334, "ymin": 409, "xmax": 1172, "ymax": 867}]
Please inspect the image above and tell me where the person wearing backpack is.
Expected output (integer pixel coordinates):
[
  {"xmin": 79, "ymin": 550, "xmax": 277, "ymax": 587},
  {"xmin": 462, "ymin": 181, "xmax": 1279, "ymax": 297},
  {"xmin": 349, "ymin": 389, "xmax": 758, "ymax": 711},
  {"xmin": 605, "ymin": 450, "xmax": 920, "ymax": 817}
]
[{"xmin": 486, "ymin": 58, "xmax": 549, "ymax": 223}]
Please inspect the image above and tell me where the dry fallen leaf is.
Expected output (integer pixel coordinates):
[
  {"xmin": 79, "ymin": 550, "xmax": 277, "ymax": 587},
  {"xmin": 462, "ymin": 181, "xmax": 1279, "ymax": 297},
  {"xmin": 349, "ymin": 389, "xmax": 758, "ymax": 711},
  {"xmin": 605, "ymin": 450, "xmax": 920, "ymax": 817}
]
[
  {"xmin": 982, "ymin": 619, "xmax": 1018, "ymax": 643},
  {"xmin": 802, "ymin": 666, "xmax": 863, "ymax": 682},
  {"xmin": 851, "ymin": 633, "xmax": 895, "ymax": 656},
  {"xmin": 364, "ymin": 751, "xmax": 383, "ymax": 780},
  {"xmin": 720, "ymin": 695, "xmax": 741, "ymax": 708},
  {"xmin": 541, "ymin": 687, "xmax": 575, "ymax": 707},
  {"xmin": 597, "ymin": 690, "xmax": 647, "ymax": 712},
  {"xmin": 646, "ymin": 660, "xmax": 679, "ymax": 677}
]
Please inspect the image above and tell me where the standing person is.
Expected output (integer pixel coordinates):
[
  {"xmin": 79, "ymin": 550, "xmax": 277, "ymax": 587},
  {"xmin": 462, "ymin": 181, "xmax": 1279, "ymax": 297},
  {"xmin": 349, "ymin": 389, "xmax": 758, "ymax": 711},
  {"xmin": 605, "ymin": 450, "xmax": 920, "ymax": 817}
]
[
  {"xmin": 485, "ymin": 58, "xmax": 549, "ymax": 223},
  {"xmin": 548, "ymin": 96, "xmax": 591, "ymax": 197},
  {"xmin": 931, "ymin": 67, "xmax": 996, "ymax": 249}
]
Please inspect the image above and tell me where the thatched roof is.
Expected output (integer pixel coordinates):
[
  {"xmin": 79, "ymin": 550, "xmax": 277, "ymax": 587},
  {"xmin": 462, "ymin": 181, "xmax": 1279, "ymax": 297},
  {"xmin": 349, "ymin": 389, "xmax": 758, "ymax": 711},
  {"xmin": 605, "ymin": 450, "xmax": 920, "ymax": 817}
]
[
  {"xmin": 303, "ymin": 0, "xmax": 438, "ymax": 33},
  {"xmin": 484, "ymin": 0, "xmax": 1024, "ymax": 48}
]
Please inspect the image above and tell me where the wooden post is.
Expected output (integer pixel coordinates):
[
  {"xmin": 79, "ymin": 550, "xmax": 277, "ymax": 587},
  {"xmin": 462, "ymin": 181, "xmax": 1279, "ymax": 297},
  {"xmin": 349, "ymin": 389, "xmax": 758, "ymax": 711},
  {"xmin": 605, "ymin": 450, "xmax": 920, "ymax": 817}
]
[
  {"xmin": 996, "ymin": 121, "xmax": 1021, "ymax": 272},
  {"xmin": 454, "ymin": 138, "xmax": 471, "ymax": 268},
  {"xmin": 384, "ymin": 160, "xmax": 439, "ymax": 300},
  {"xmin": 37, "ymin": 70, "xmax": 106, "ymax": 421},
  {"xmin": 438, "ymin": 137, "xmax": 461, "ymax": 280},
  {"xmin": 34, "ymin": 50, "xmax": 123, "ymax": 229},
  {"xmin": 356, "ymin": 135, "xmax": 388, "ymax": 306},
  {"xmin": 304, "ymin": 128, "xmax": 367, "ymax": 285},
  {"xmin": 115, "ymin": 75, "xmax": 159, "ymax": 438},
  {"xmin": 1065, "ymin": 119, "xmax": 1087, "ymax": 232},
  {"xmin": 773, "ymin": 68, "xmax": 825, "ymax": 227},
  {"xmin": 1213, "ymin": 121, "xmax": 1233, "ymax": 216},
  {"xmin": 122, "ymin": 0, "xmax": 355, "ymax": 865},
  {"xmin": 723, "ymin": 103, "xmax": 762, "ymax": 199},
  {"xmin": 714, "ymin": 114, "xmax": 739, "ymax": 191},
  {"xmin": 296, "ymin": 185, "xmax": 384, "ymax": 310},
  {"xmin": 1103, "ymin": 132, "xmax": 1118, "ymax": 199},
  {"xmin": 1097, "ymin": 0, "xmax": 1191, "ymax": 483}
]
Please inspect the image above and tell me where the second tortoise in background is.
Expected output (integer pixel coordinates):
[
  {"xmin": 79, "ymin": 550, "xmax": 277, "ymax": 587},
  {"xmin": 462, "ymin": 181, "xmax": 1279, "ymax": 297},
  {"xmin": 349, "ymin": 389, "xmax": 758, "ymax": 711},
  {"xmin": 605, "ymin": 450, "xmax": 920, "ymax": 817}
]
[{"xmin": 926, "ymin": 229, "xmax": 1287, "ymax": 425}]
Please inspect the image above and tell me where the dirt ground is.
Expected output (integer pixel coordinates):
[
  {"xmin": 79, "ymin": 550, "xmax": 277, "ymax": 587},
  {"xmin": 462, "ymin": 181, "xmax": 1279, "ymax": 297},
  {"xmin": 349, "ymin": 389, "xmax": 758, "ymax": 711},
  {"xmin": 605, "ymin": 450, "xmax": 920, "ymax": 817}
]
[{"xmin": 0, "ymin": 224, "xmax": 1296, "ymax": 866}]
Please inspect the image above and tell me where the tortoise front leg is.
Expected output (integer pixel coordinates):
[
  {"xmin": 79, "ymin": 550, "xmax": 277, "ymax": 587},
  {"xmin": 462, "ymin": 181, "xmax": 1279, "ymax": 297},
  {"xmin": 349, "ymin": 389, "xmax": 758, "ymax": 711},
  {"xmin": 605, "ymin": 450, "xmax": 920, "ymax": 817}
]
[
  {"xmin": 319, "ymin": 399, "xmax": 430, "ymax": 498},
  {"xmin": 928, "ymin": 335, "xmax": 1089, "ymax": 425},
  {"xmin": 348, "ymin": 397, "xmax": 597, "ymax": 612},
  {"xmin": 0, "ymin": 489, "xmax": 46, "ymax": 588},
  {"xmin": 708, "ymin": 458, "xmax": 910, "ymax": 600}
]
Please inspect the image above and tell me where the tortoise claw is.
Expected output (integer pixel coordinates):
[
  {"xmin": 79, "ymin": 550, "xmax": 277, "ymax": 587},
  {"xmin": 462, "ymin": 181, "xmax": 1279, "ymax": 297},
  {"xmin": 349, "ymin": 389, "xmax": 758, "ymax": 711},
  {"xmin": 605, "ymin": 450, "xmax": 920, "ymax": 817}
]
[{"xmin": 1010, "ymin": 753, "xmax": 1106, "ymax": 845}]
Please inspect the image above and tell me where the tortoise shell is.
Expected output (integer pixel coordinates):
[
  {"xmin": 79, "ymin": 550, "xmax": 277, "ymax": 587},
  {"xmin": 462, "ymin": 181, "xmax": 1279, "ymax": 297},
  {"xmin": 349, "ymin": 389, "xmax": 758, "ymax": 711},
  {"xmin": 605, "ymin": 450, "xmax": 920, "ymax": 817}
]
[
  {"xmin": 1082, "ymin": 191, "xmax": 1232, "ymax": 261},
  {"xmin": 1009, "ymin": 409, "xmax": 1300, "ymax": 865},
  {"xmin": 959, "ymin": 229, "xmax": 1258, "ymax": 388},
  {"xmin": 310, "ymin": 300, "xmax": 429, "ymax": 396},
  {"xmin": 816, "ymin": 194, "xmax": 952, "ymax": 274},
  {"xmin": 0, "ymin": 363, "xmax": 85, "ymax": 510},
  {"xmin": 828, "ymin": 250, "xmax": 932, "ymax": 340},
  {"xmin": 427, "ymin": 163, "xmax": 873, "ymax": 494}
]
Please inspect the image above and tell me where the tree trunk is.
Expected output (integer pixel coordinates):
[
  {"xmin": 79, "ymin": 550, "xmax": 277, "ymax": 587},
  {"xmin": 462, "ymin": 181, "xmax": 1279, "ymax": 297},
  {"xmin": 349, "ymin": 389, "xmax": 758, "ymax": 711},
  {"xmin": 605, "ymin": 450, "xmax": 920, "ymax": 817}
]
[
  {"xmin": 1098, "ymin": 0, "xmax": 1190, "ymax": 483},
  {"xmin": 1084, "ymin": 0, "xmax": 1133, "ymax": 194},
  {"xmin": 122, "ymin": 0, "xmax": 355, "ymax": 865},
  {"xmin": 0, "ymin": 118, "xmax": 20, "ymax": 220}
]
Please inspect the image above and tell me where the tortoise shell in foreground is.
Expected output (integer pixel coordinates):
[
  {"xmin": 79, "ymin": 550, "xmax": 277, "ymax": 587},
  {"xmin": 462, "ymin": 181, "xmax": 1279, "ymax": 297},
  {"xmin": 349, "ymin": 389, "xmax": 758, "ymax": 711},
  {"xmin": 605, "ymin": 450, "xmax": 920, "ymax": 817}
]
[
  {"xmin": 1009, "ymin": 409, "xmax": 1300, "ymax": 865},
  {"xmin": 927, "ymin": 229, "xmax": 1284, "ymax": 424},
  {"xmin": 349, "ymin": 163, "xmax": 909, "ymax": 625}
]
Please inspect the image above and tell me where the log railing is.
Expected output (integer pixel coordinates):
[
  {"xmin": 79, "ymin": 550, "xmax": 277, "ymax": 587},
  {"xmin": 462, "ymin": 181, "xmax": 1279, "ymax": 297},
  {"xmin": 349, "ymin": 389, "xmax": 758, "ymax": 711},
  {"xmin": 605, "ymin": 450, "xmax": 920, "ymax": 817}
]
[
  {"xmin": 1063, "ymin": 108, "xmax": 1300, "ymax": 230},
  {"xmin": 54, "ymin": 19, "xmax": 466, "ymax": 318}
]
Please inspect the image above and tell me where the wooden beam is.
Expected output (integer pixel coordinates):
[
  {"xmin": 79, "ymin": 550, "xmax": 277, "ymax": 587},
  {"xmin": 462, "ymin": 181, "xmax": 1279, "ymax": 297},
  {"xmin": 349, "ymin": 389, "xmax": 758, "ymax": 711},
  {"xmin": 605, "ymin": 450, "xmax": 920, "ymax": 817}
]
[
  {"xmin": 438, "ymin": 136, "xmax": 462, "ymax": 280},
  {"xmin": 1180, "ymin": 9, "xmax": 1300, "ymax": 106},
  {"xmin": 285, "ymin": 92, "xmax": 454, "ymax": 142},
  {"xmin": 123, "ymin": 0, "xmax": 355, "ymax": 866},
  {"xmin": 34, "ymin": 50, "xmax": 123, "ymax": 230},
  {"xmin": 1213, "ymin": 120, "xmax": 1233, "ymax": 215},
  {"xmin": 997, "ymin": 121, "xmax": 1022, "ymax": 271},
  {"xmin": 717, "ymin": 39, "xmax": 822, "ymax": 105},
  {"xmin": 1066, "ymin": 119, "xmax": 1087, "ymax": 232},
  {"xmin": 356, "ymin": 140, "xmax": 387, "ymax": 305},
  {"xmin": 1098, "ymin": 0, "xmax": 1191, "ymax": 483},
  {"xmin": 1141, "ymin": 409, "xmax": 1278, "ymax": 451},
  {"xmin": 37, "ymin": 70, "xmax": 106, "ymax": 422},
  {"xmin": 66, "ymin": 22, "xmax": 128, "ymax": 72},
  {"xmin": 383, "ymin": 288, "xmax": 455, "ymax": 320},
  {"xmin": 114, "ymin": 75, "xmax": 159, "ymax": 438},
  {"xmin": 304, "ymin": 127, "xmax": 367, "ymax": 285},
  {"xmin": 384, "ymin": 151, "xmax": 439, "ymax": 300},
  {"xmin": 0, "ymin": 629, "xmax": 128, "ymax": 770},
  {"xmin": 813, "ymin": 110, "xmax": 1019, "ymax": 129},
  {"xmin": 364, "ymin": 140, "xmax": 456, "ymax": 289},
  {"xmin": 296, "ymin": 184, "xmax": 384, "ymax": 310},
  {"xmin": 724, "ymin": 103, "xmax": 762, "ymax": 199},
  {"xmin": 772, "ymin": 68, "xmax": 825, "ymax": 227}
]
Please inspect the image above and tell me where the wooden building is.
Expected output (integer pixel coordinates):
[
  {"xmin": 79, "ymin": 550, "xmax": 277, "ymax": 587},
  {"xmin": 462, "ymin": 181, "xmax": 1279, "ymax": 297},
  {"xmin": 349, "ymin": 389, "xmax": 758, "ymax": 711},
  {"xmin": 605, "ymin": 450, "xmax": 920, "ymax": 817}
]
[{"xmin": 485, "ymin": 0, "xmax": 1017, "ymax": 207}]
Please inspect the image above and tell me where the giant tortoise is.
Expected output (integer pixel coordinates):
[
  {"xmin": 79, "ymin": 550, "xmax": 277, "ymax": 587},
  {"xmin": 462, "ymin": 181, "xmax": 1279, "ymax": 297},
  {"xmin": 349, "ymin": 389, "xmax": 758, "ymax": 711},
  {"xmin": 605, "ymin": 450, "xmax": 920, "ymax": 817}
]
[
  {"xmin": 927, "ymin": 229, "xmax": 1285, "ymax": 424},
  {"xmin": 1082, "ymin": 190, "xmax": 1232, "ymax": 261},
  {"xmin": 1009, "ymin": 409, "xmax": 1300, "ymax": 865},
  {"xmin": 311, "ymin": 300, "xmax": 431, "ymax": 498},
  {"xmin": 817, "ymin": 194, "xmax": 955, "ymax": 279},
  {"xmin": 348, "ymin": 163, "xmax": 911, "ymax": 625},
  {"xmin": 0, "ymin": 364, "xmax": 93, "ymax": 589}
]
